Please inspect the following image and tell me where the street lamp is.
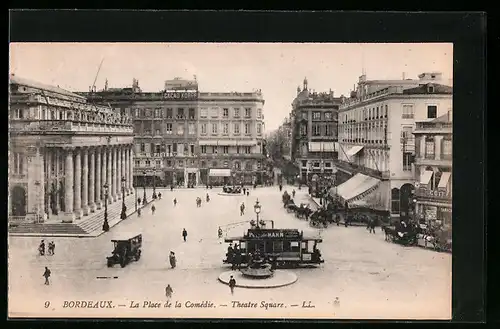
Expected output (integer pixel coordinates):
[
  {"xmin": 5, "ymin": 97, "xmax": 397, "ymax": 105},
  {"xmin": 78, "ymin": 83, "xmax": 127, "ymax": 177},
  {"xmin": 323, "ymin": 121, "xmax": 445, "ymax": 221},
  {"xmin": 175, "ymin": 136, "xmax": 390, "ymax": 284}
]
[
  {"xmin": 103, "ymin": 184, "xmax": 110, "ymax": 232},
  {"xmin": 142, "ymin": 171, "xmax": 147, "ymax": 205},
  {"xmin": 254, "ymin": 199, "xmax": 262, "ymax": 229},
  {"xmin": 134, "ymin": 182, "xmax": 138, "ymax": 212},
  {"xmin": 120, "ymin": 177, "xmax": 127, "ymax": 220},
  {"xmin": 152, "ymin": 169, "xmax": 157, "ymax": 200}
]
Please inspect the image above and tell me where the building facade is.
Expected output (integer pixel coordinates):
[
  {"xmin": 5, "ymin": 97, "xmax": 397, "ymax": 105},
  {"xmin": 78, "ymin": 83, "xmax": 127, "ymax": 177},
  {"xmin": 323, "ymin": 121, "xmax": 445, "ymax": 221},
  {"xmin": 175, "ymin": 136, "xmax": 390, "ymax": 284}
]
[
  {"xmin": 81, "ymin": 78, "xmax": 266, "ymax": 188},
  {"xmin": 197, "ymin": 91, "xmax": 266, "ymax": 186},
  {"xmin": 336, "ymin": 72, "xmax": 452, "ymax": 220},
  {"xmin": 9, "ymin": 75, "xmax": 135, "ymax": 224},
  {"xmin": 413, "ymin": 111, "xmax": 452, "ymax": 228},
  {"xmin": 290, "ymin": 78, "xmax": 341, "ymax": 184}
]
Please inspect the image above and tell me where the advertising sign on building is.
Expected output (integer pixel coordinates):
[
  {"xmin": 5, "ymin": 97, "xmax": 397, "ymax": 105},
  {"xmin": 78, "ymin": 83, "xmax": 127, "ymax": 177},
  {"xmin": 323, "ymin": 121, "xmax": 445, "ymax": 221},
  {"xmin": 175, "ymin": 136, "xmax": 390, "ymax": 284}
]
[
  {"xmin": 163, "ymin": 90, "xmax": 198, "ymax": 100},
  {"xmin": 247, "ymin": 229, "xmax": 300, "ymax": 239}
]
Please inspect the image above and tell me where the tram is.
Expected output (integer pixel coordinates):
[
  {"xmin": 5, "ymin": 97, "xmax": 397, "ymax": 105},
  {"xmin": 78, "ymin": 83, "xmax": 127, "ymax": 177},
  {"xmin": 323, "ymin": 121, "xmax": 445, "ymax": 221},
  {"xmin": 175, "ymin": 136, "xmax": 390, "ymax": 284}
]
[{"xmin": 223, "ymin": 221, "xmax": 324, "ymax": 267}]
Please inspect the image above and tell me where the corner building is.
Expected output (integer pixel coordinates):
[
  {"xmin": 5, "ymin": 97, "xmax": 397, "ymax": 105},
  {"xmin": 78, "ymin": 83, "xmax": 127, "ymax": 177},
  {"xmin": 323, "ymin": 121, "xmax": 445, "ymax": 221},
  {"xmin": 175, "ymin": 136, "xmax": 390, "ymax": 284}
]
[
  {"xmin": 9, "ymin": 75, "xmax": 134, "ymax": 224},
  {"xmin": 336, "ymin": 72, "xmax": 452, "ymax": 221},
  {"xmin": 290, "ymin": 78, "xmax": 341, "ymax": 183},
  {"xmin": 197, "ymin": 91, "xmax": 266, "ymax": 186}
]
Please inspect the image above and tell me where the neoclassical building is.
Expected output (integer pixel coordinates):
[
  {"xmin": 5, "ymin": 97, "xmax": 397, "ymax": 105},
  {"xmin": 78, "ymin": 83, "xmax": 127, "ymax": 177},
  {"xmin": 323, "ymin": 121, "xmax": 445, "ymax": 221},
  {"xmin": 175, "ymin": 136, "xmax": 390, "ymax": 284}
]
[
  {"xmin": 290, "ymin": 78, "xmax": 341, "ymax": 184},
  {"xmin": 197, "ymin": 91, "xmax": 266, "ymax": 186},
  {"xmin": 336, "ymin": 72, "xmax": 452, "ymax": 221},
  {"xmin": 81, "ymin": 78, "xmax": 266, "ymax": 187},
  {"xmin": 8, "ymin": 75, "xmax": 134, "ymax": 224}
]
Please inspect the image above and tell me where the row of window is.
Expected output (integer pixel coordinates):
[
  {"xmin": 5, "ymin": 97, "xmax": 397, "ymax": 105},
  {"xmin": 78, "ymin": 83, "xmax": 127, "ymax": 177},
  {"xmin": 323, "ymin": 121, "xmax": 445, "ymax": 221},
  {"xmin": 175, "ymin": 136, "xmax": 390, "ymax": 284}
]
[
  {"xmin": 135, "ymin": 159, "xmax": 260, "ymax": 170},
  {"xmin": 339, "ymin": 122, "xmax": 388, "ymax": 142},
  {"xmin": 299, "ymin": 124, "xmax": 336, "ymax": 136},
  {"xmin": 136, "ymin": 144, "xmax": 253, "ymax": 155},
  {"xmin": 419, "ymin": 137, "xmax": 453, "ymax": 160},
  {"xmin": 341, "ymin": 104, "xmax": 440, "ymax": 124},
  {"xmin": 133, "ymin": 108, "xmax": 196, "ymax": 119},
  {"xmin": 200, "ymin": 107, "xmax": 262, "ymax": 119},
  {"xmin": 200, "ymin": 122, "xmax": 262, "ymax": 135},
  {"xmin": 301, "ymin": 111, "xmax": 335, "ymax": 121},
  {"xmin": 136, "ymin": 122, "xmax": 263, "ymax": 136}
]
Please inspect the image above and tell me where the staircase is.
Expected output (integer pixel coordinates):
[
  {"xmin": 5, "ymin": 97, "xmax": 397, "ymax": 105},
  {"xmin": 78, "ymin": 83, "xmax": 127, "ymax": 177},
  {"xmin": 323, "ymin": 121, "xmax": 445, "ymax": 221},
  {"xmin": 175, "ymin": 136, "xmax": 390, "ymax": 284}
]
[{"xmin": 9, "ymin": 195, "xmax": 143, "ymax": 237}]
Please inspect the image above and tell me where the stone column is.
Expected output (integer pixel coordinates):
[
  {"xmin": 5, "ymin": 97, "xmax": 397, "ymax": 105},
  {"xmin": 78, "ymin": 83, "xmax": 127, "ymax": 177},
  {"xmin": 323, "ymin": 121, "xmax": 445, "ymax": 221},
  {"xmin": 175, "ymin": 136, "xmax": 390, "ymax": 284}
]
[
  {"xmin": 129, "ymin": 146, "xmax": 134, "ymax": 192},
  {"xmin": 95, "ymin": 147, "xmax": 102, "ymax": 210},
  {"xmin": 73, "ymin": 148, "xmax": 83, "ymax": 219},
  {"xmin": 81, "ymin": 148, "xmax": 89, "ymax": 216},
  {"xmin": 89, "ymin": 148, "xmax": 96, "ymax": 212},
  {"xmin": 54, "ymin": 150, "xmax": 60, "ymax": 213},
  {"xmin": 63, "ymin": 148, "xmax": 75, "ymax": 223},
  {"xmin": 117, "ymin": 146, "xmax": 122, "ymax": 200},
  {"xmin": 107, "ymin": 147, "xmax": 113, "ymax": 204},
  {"xmin": 113, "ymin": 147, "xmax": 118, "ymax": 201},
  {"xmin": 122, "ymin": 145, "xmax": 130, "ymax": 195}
]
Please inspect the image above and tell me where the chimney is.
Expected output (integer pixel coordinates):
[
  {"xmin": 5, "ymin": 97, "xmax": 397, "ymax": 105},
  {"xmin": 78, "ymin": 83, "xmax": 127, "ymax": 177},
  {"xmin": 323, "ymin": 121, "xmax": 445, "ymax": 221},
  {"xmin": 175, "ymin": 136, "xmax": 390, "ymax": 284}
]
[{"xmin": 402, "ymin": 72, "xmax": 406, "ymax": 80}]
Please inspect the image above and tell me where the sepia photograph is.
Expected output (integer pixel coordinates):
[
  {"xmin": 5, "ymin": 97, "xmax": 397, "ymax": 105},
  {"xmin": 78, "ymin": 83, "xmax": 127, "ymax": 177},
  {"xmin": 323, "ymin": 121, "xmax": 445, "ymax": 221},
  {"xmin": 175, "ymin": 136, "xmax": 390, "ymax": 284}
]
[{"xmin": 8, "ymin": 42, "xmax": 453, "ymax": 320}]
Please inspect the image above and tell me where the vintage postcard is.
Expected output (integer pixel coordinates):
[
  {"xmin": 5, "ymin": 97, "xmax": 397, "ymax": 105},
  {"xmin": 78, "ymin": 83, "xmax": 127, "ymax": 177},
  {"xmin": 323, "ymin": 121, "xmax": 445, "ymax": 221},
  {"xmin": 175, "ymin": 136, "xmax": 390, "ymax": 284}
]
[{"xmin": 8, "ymin": 42, "xmax": 453, "ymax": 319}]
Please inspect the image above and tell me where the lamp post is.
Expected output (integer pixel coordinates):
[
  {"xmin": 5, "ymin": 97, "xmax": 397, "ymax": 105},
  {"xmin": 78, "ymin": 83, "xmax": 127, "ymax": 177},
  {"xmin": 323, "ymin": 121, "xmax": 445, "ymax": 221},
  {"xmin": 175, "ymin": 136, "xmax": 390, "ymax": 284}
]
[
  {"xmin": 142, "ymin": 171, "xmax": 147, "ymax": 205},
  {"xmin": 34, "ymin": 181, "xmax": 41, "ymax": 223},
  {"xmin": 134, "ymin": 182, "xmax": 138, "ymax": 212},
  {"xmin": 152, "ymin": 169, "xmax": 157, "ymax": 199},
  {"xmin": 103, "ymin": 184, "xmax": 110, "ymax": 232},
  {"xmin": 120, "ymin": 176, "xmax": 127, "ymax": 220},
  {"xmin": 254, "ymin": 199, "xmax": 262, "ymax": 229}
]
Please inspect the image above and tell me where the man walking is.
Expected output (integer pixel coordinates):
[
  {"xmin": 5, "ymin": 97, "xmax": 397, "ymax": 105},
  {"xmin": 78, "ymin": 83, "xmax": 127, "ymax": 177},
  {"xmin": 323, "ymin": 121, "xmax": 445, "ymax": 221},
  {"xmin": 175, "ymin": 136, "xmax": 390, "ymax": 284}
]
[
  {"xmin": 165, "ymin": 284, "xmax": 173, "ymax": 299},
  {"xmin": 182, "ymin": 228, "xmax": 188, "ymax": 242},
  {"xmin": 229, "ymin": 275, "xmax": 236, "ymax": 295},
  {"xmin": 43, "ymin": 267, "xmax": 51, "ymax": 285},
  {"xmin": 173, "ymin": 198, "xmax": 177, "ymax": 206},
  {"xmin": 240, "ymin": 202, "xmax": 245, "ymax": 216}
]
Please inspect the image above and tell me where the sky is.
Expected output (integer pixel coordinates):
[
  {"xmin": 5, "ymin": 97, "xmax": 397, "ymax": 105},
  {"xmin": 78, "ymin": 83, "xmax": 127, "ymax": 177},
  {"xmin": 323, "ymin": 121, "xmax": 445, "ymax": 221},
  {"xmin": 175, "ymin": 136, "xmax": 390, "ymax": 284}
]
[{"xmin": 9, "ymin": 43, "xmax": 452, "ymax": 131}]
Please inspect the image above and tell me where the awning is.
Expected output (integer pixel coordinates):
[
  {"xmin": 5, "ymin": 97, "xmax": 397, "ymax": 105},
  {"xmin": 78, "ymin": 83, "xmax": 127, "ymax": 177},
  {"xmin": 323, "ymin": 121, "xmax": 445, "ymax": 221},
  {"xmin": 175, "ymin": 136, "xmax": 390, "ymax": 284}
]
[
  {"xmin": 420, "ymin": 170, "xmax": 434, "ymax": 185},
  {"xmin": 331, "ymin": 173, "xmax": 381, "ymax": 202},
  {"xmin": 308, "ymin": 141, "xmax": 337, "ymax": 152},
  {"xmin": 209, "ymin": 169, "xmax": 231, "ymax": 177},
  {"xmin": 322, "ymin": 142, "xmax": 335, "ymax": 152},
  {"xmin": 438, "ymin": 172, "xmax": 451, "ymax": 189},
  {"xmin": 346, "ymin": 145, "xmax": 364, "ymax": 156},
  {"xmin": 237, "ymin": 140, "xmax": 257, "ymax": 146},
  {"xmin": 308, "ymin": 142, "xmax": 321, "ymax": 151}
]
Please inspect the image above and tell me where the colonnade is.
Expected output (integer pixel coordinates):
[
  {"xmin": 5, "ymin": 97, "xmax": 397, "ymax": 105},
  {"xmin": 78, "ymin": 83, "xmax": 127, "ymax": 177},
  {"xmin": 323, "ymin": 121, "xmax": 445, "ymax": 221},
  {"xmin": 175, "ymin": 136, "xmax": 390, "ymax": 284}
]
[{"xmin": 57, "ymin": 144, "xmax": 134, "ymax": 221}]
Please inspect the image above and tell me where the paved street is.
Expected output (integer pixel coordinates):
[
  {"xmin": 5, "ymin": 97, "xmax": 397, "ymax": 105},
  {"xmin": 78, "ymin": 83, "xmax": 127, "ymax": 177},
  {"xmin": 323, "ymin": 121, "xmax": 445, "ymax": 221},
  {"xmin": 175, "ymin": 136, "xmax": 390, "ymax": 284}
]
[{"xmin": 8, "ymin": 186, "xmax": 451, "ymax": 319}]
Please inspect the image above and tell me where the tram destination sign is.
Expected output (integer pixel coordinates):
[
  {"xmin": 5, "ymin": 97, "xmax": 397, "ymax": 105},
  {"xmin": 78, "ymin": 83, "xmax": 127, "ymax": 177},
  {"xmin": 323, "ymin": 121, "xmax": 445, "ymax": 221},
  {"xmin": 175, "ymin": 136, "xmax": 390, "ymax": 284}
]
[
  {"xmin": 247, "ymin": 229, "xmax": 300, "ymax": 239},
  {"xmin": 163, "ymin": 89, "xmax": 198, "ymax": 100}
]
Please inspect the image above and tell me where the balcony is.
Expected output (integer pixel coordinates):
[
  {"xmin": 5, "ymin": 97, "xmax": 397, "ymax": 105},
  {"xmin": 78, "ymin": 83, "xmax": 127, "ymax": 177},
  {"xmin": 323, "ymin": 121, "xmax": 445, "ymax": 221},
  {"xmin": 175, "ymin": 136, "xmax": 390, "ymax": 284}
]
[
  {"xmin": 10, "ymin": 120, "xmax": 134, "ymax": 134},
  {"xmin": 414, "ymin": 122, "xmax": 452, "ymax": 134},
  {"xmin": 333, "ymin": 159, "xmax": 390, "ymax": 180},
  {"xmin": 414, "ymin": 156, "xmax": 452, "ymax": 167}
]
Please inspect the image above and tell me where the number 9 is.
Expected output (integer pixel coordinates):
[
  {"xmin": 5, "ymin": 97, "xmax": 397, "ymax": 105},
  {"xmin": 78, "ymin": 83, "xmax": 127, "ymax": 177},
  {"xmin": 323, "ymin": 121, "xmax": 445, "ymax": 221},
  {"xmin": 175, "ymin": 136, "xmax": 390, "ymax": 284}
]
[{"xmin": 44, "ymin": 301, "xmax": 50, "ymax": 308}]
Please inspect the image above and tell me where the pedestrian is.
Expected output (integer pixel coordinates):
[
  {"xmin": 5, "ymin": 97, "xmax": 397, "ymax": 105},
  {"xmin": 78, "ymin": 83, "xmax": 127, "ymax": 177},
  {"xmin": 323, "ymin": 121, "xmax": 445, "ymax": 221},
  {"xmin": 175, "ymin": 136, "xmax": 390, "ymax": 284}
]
[
  {"xmin": 182, "ymin": 228, "xmax": 187, "ymax": 242},
  {"xmin": 38, "ymin": 240, "xmax": 45, "ymax": 256},
  {"xmin": 49, "ymin": 241, "xmax": 55, "ymax": 255},
  {"xmin": 151, "ymin": 204, "xmax": 156, "ymax": 215},
  {"xmin": 165, "ymin": 284, "xmax": 173, "ymax": 299},
  {"xmin": 173, "ymin": 198, "xmax": 177, "ymax": 206},
  {"xmin": 43, "ymin": 267, "xmax": 51, "ymax": 285},
  {"xmin": 246, "ymin": 191, "xmax": 249, "ymax": 197},
  {"xmin": 169, "ymin": 251, "xmax": 176, "ymax": 268},
  {"xmin": 171, "ymin": 185, "xmax": 174, "ymax": 192},
  {"xmin": 158, "ymin": 192, "xmax": 162, "ymax": 199},
  {"xmin": 137, "ymin": 207, "xmax": 142, "ymax": 217},
  {"xmin": 137, "ymin": 197, "xmax": 142, "ymax": 205},
  {"xmin": 240, "ymin": 202, "xmax": 245, "ymax": 216},
  {"xmin": 218, "ymin": 227, "xmax": 223, "ymax": 239},
  {"xmin": 279, "ymin": 184, "xmax": 283, "ymax": 192},
  {"xmin": 292, "ymin": 190, "xmax": 296, "ymax": 198},
  {"xmin": 229, "ymin": 275, "xmax": 236, "ymax": 295},
  {"xmin": 206, "ymin": 193, "xmax": 210, "ymax": 202}
]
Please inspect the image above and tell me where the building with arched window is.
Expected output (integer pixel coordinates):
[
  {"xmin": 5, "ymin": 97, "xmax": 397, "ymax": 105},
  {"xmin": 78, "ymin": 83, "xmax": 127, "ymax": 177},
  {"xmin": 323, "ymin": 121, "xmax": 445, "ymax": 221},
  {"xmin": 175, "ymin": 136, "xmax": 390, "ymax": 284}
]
[
  {"xmin": 413, "ymin": 111, "xmax": 452, "ymax": 227},
  {"xmin": 9, "ymin": 75, "xmax": 135, "ymax": 228},
  {"xmin": 335, "ymin": 72, "xmax": 452, "ymax": 221}
]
